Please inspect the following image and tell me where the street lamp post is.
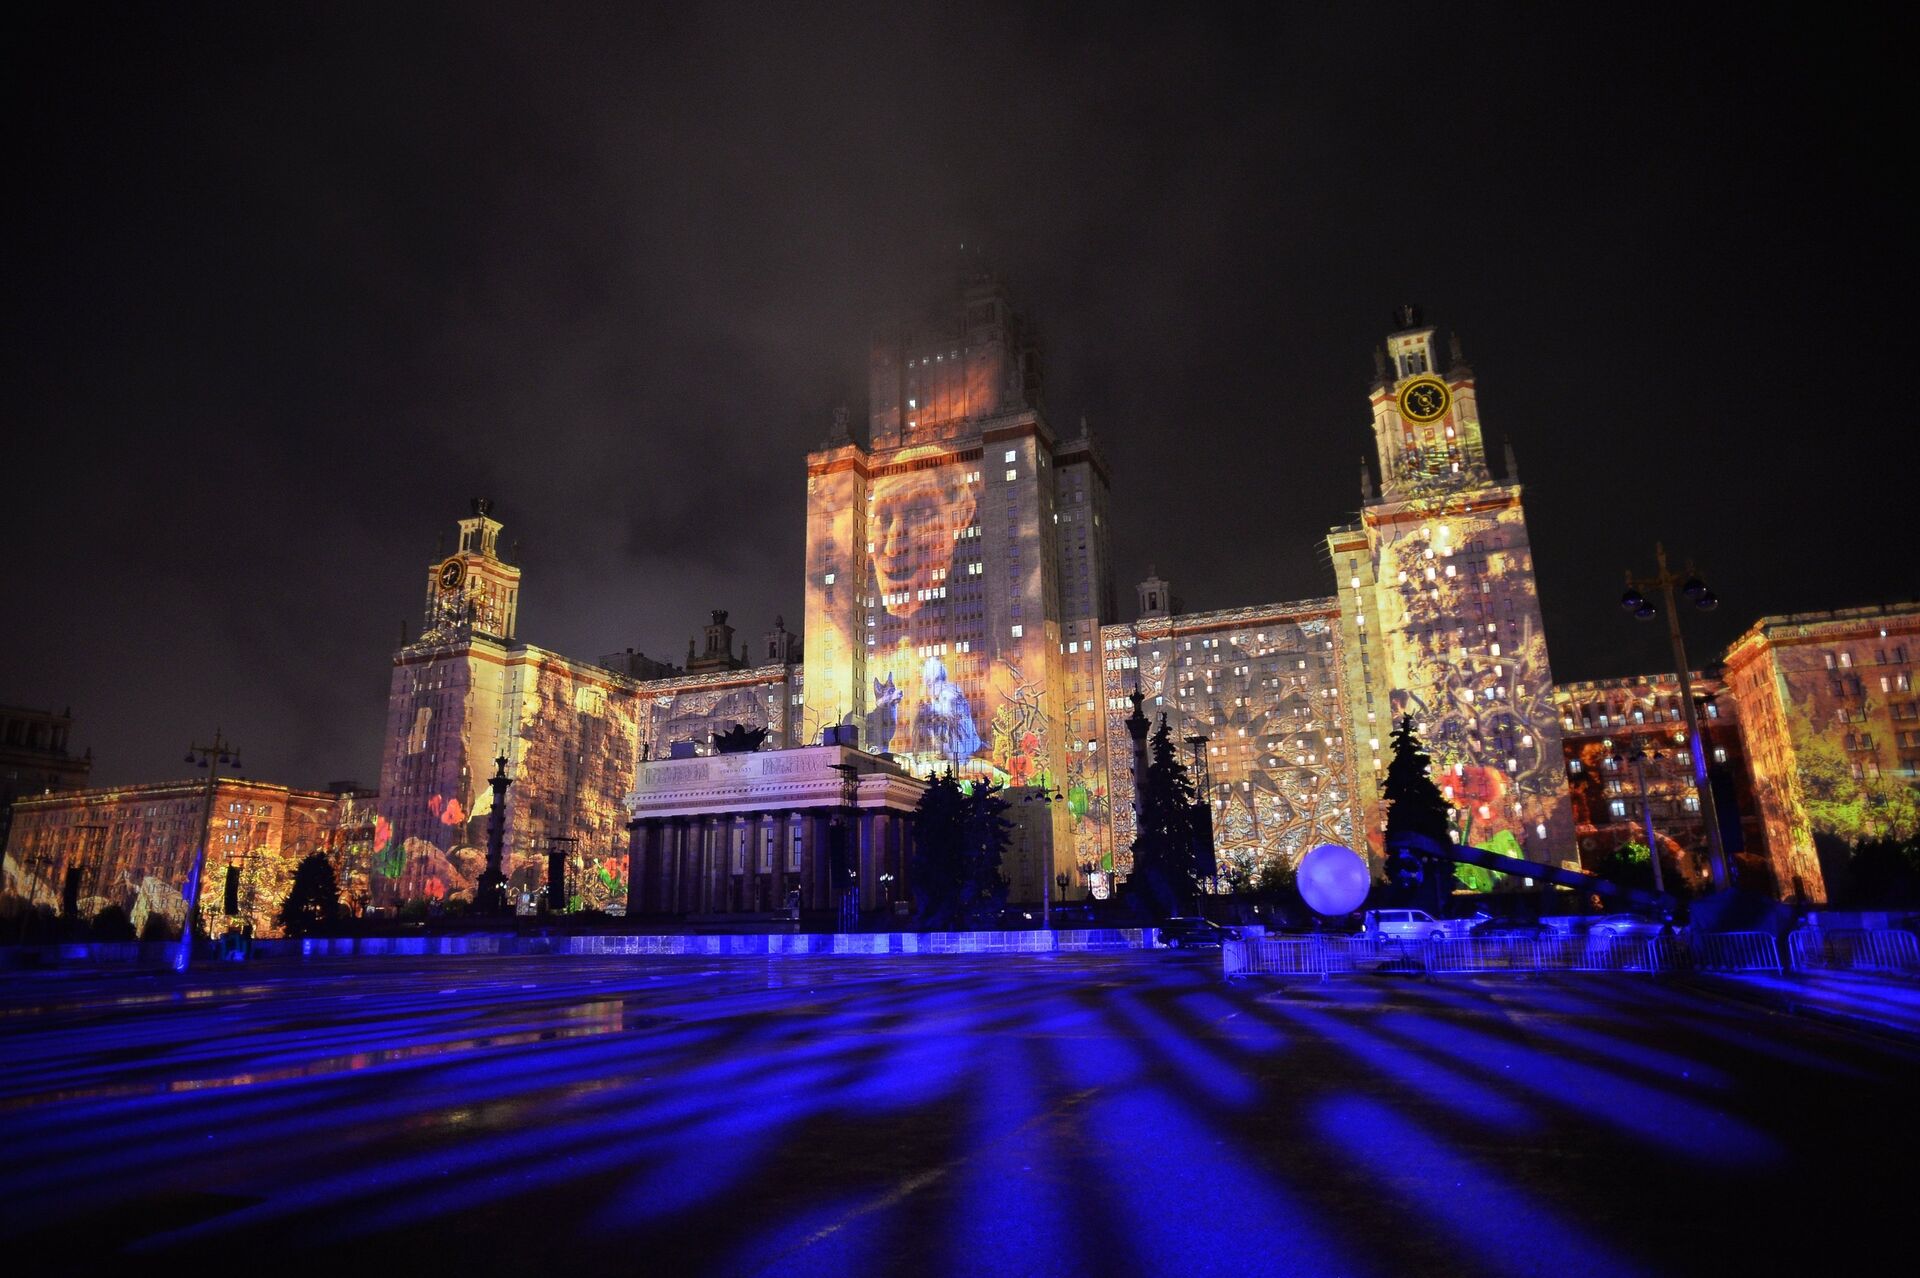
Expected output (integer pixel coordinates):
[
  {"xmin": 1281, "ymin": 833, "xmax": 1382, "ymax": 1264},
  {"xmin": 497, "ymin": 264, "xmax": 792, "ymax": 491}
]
[
  {"xmin": 542, "ymin": 834, "xmax": 579, "ymax": 914},
  {"xmin": 178, "ymin": 730, "xmax": 244, "ymax": 973},
  {"xmin": 1022, "ymin": 789, "xmax": 1064, "ymax": 927},
  {"xmin": 1039, "ymin": 843, "xmax": 1050, "ymax": 929},
  {"xmin": 65, "ymin": 823, "xmax": 108, "ymax": 920},
  {"xmin": 1620, "ymin": 543, "xmax": 1728, "ymax": 887},
  {"xmin": 829, "ymin": 763, "xmax": 860, "ymax": 932}
]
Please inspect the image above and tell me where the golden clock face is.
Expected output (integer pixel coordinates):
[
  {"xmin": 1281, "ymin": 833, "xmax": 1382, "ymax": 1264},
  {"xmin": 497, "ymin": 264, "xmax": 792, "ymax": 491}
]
[
  {"xmin": 437, "ymin": 558, "xmax": 466, "ymax": 592},
  {"xmin": 1397, "ymin": 375, "xmax": 1452, "ymax": 424}
]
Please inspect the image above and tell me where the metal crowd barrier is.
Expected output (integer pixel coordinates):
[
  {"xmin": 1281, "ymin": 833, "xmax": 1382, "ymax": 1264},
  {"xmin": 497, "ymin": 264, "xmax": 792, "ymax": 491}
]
[
  {"xmin": 1223, "ymin": 935, "xmax": 1433, "ymax": 980},
  {"xmin": 1224, "ymin": 930, "xmax": 1763, "ymax": 979},
  {"xmin": 1386, "ymin": 934, "xmax": 1680, "ymax": 974},
  {"xmin": 1689, "ymin": 930, "xmax": 1783, "ymax": 972},
  {"xmin": 1223, "ymin": 937, "xmax": 1330, "ymax": 978},
  {"xmin": 1788, "ymin": 927, "xmax": 1920, "ymax": 974}
]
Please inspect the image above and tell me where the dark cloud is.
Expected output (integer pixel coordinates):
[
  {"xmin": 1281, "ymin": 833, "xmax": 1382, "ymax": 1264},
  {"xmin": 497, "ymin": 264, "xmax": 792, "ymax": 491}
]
[{"xmin": 5, "ymin": 2, "xmax": 1910, "ymax": 788}]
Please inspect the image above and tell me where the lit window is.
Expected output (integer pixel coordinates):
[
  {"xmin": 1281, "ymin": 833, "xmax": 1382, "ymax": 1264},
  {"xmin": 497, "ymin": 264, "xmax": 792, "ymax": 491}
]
[
  {"xmin": 1011, "ymin": 625, "xmax": 1023, "ymax": 638},
  {"xmin": 1005, "ymin": 450, "xmax": 1016, "ymax": 462}
]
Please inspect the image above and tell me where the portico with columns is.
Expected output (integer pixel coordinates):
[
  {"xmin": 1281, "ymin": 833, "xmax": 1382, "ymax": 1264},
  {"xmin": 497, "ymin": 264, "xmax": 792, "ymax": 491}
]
[{"xmin": 622, "ymin": 741, "xmax": 926, "ymax": 920}]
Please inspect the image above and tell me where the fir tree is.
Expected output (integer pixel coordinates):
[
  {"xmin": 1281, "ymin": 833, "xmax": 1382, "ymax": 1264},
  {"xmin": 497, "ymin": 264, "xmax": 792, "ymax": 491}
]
[
  {"xmin": 278, "ymin": 852, "xmax": 341, "ymax": 936},
  {"xmin": 910, "ymin": 771, "xmax": 968, "ymax": 928},
  {"xmin": 1131, "ymin": 716, "xmax": 1203, "ymax": 919},
  {"xmin": 959, "ymin": 779, "xmax": 1012, "ymax": 926},
  {"xmin": 1380, "ymin": 715, "xmax": 1454, "ymax": 908}
]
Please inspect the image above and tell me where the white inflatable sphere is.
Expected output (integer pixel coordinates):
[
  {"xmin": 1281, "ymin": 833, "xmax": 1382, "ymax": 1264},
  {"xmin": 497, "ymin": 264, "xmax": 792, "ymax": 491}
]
[{"xmin": 1298, "ymin": 843, "xmax": 1369, "ymax": 916}]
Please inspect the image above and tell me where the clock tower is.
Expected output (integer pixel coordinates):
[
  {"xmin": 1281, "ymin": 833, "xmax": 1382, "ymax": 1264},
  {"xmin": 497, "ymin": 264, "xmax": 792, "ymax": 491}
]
[
  {"xmin": 1368, "ymin": 305, "xmax": 1493, "ymax": 500},
  {"xmin": 1330, "ymin": 309, "xmax": 1576, "ymax": 867},
  {"xmin": 424, "ymin": 498, "xmax": 521, "ymax": 641}
]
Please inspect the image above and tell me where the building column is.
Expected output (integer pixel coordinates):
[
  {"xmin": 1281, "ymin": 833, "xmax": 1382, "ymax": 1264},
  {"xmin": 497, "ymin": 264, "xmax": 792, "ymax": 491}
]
[
  {"xmin": 641, "ymin": 820, "xmax": 662, "ymax": 915},
  {"xmin": 686, "ymin": 818, "xmax": 702, "ymax": 915},
  {"xmin": 725, "ymin": 817, "xmax": 740, "ymax": 913},
  {"xmin": 773, "ymin": 810, "xmax": 792, "ymax": 910},
  {"xmin": 655, "ymin": 819, "xmax": 671, "ymax": 915},
  {"xmin": 667, "ymin": 819, "xmax": 685, "ymax": 916},
  {"xmin": 896, "ymin": 810, "xmax": 914, "ymax": 907},
  {"xmin": 647, "ymin": 820, "xmax": 664, "ymax": 916},
  {"xmin": 698, "ymin": 817, "xmax": 714, "ymax": 917},
  {"xmin": 858, "ymin": 810, "xmax": 876, "ymax": 912},
  {"xmin": 809, "ymin": 811, "xmax": 829, "ymax": 911},
  {"xmin": 626, "ymin": 820, "xmax": 647, "ymax": 914},
  {"xmin": 757, "ymin": 811, "xmax": 775, "ymax": 912}
]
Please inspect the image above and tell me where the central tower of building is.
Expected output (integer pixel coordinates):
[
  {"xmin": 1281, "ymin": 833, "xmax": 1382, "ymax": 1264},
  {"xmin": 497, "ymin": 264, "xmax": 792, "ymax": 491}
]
[
  {"xmin": 1329, "ymin": 309, "xmax": 1576, "ymax": 865},
  {"xmin": 802, "ymin": 264, "xmax": 1114, "ymax": 899}
]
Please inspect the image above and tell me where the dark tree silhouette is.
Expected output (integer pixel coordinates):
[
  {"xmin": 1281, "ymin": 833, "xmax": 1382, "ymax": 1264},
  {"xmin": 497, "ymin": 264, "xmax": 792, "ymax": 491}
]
[
  {"xmin": 1846, "ymin": 836, "xmax": 1920, "ymax": 906},
  {"xmin": 278, "ymin": 852, "xmax": 341, "ymax": 935},
  {"xmin": 910, "ymin": 770, "xmax": 968, "ymax": 927},
  {"xmin": 90, "ymin": 904, "xmax": 136, "ymax": 940},
  {"xmin": 910, "ymin": 772, "xmax": 1012, "ymax": 928},
  {"xmin": 1132, "ymin": 716, "xmax": 1203, "ymax": 920},
  {"xmin": 1381, "ymin": 715, "xmax": 1454, "ymax": 910},
  {"xmin": 960, "ymin": 779, "xmax": 1013, "ymax": 926},
  {"xmin": 1597, "ymin": 842, "xmax": 1693, "ymax": 899}
]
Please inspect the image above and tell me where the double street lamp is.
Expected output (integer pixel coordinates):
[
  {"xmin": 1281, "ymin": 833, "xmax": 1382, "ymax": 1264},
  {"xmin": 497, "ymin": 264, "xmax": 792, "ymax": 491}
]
[
  {"xmin": 1620, "ymin": 544, "xmax": 1728, "ymax": 887},
  {"xmin": 178, "ymin": 730, "xmax": 244, "ymax": 973}
]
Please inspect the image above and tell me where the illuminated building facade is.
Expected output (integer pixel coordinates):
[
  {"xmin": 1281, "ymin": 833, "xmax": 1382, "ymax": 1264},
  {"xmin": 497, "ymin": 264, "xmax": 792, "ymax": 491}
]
[
  {"xmin": 801, "ymin": 268, "xmax": 1113, "ymax": 902},
  {"xmin": 1327, "ymin": 310, "xmax": 1576, "ymax": 865},
  {"xmin": 376, "ymin": 503, "xmax": 807, "ymax": 912},
  {"xmin": 1553, "ymin": 673, "xmax": 1763, "ymax": 887},
  {"xmin": 371, "ymin": 293, "xmax": 1920, "ymax": 912},
  {"xmin": 1, "ymin": 703, "xmax": 92, "ymax": 856},
  {"xmin": 1089, "ymin": 588, "xmax": 1362, "ymax": 892},
  {"xmin": 377, "ymin": 503, "xmax": 643, "ymax": 911},
  {"xmin": 3, "ymin": 778, "xmax": 362, "ymax": 937},
  {"xmin": 626, "ymin": 614, "xmax": 804, "ymax": 767},
  {"xmin": 1722, "ymin": 602, "xmax": 1920, "ymax": 901}
]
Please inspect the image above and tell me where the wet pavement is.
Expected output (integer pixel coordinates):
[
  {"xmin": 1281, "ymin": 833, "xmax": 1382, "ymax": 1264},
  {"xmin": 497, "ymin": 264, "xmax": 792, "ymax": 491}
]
[{"xmin": 1, "ymin": 953, "xmax": 1912, "ymax": 1275}]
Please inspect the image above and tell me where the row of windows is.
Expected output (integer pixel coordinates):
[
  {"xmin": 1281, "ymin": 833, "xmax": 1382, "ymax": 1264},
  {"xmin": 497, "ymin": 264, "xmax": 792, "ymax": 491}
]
[{"xmin": 1825, "ymin": 647, "xmax": 1910, "ymax": 669}]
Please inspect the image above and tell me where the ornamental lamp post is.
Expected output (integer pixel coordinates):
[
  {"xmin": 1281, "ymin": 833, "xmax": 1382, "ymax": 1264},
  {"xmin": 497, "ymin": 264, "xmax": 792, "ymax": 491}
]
[
  {"xmin": 1620, "ymin": 543, "xmax": 1728, "ymax": 887},
  {"xmin": 178, "ymin": 730, "xmax": 244, "ymax": 973}
]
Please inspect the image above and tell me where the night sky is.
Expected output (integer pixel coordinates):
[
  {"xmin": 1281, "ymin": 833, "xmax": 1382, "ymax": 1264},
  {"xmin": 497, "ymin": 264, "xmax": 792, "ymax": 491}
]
[{"xmin": 7, "ymin": 3, "xmax": 1911, "ymax": 791}]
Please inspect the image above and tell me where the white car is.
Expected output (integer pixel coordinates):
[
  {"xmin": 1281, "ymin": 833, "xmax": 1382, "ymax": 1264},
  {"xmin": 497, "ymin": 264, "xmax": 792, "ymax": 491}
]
[
  {"xmin": 1587, "ymin": 914, "xmax": 1666, "ymax": 941},
  {"xmin": 1362, "ymin": 909, "xmax": 1454, "ymax": 942}
]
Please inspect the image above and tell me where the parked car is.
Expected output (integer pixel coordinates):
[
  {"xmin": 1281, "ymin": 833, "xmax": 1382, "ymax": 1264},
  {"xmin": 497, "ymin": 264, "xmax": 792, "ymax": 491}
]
[
  {"xmin": 1468, "ymin": 917, "xmax": 1551, "ymax": 939},
  {"xmin": 1361, "ymin": 909, "xmax": 1452, "ymax": 942},
  {"xmin": 1586, "ymin": 914, "xmax": 1667, "ymax": 941},
  {"xmin": 1159, "ymin": 917, "xmax": 1241, "ymax": 948}
]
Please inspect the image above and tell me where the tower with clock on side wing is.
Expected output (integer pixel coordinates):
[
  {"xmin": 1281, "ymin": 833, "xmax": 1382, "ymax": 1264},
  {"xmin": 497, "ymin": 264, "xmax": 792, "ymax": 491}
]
[
  {"xmin": 424, "ymin": 497, "xmax": 522, "ymax": 641},
  {"xmin": 1327, "ymin": 307, "xmax": 1576, "ymax": 868}
]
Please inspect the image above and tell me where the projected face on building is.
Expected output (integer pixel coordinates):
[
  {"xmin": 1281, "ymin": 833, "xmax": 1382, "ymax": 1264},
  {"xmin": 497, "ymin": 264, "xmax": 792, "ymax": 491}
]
[
  {"xmin": 869, "ymin": 453, "xmax": 975, "ymax": 619},
  {"xmin": 863, "ymin": 454, "xmax": 988, "ymax": 775}
]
